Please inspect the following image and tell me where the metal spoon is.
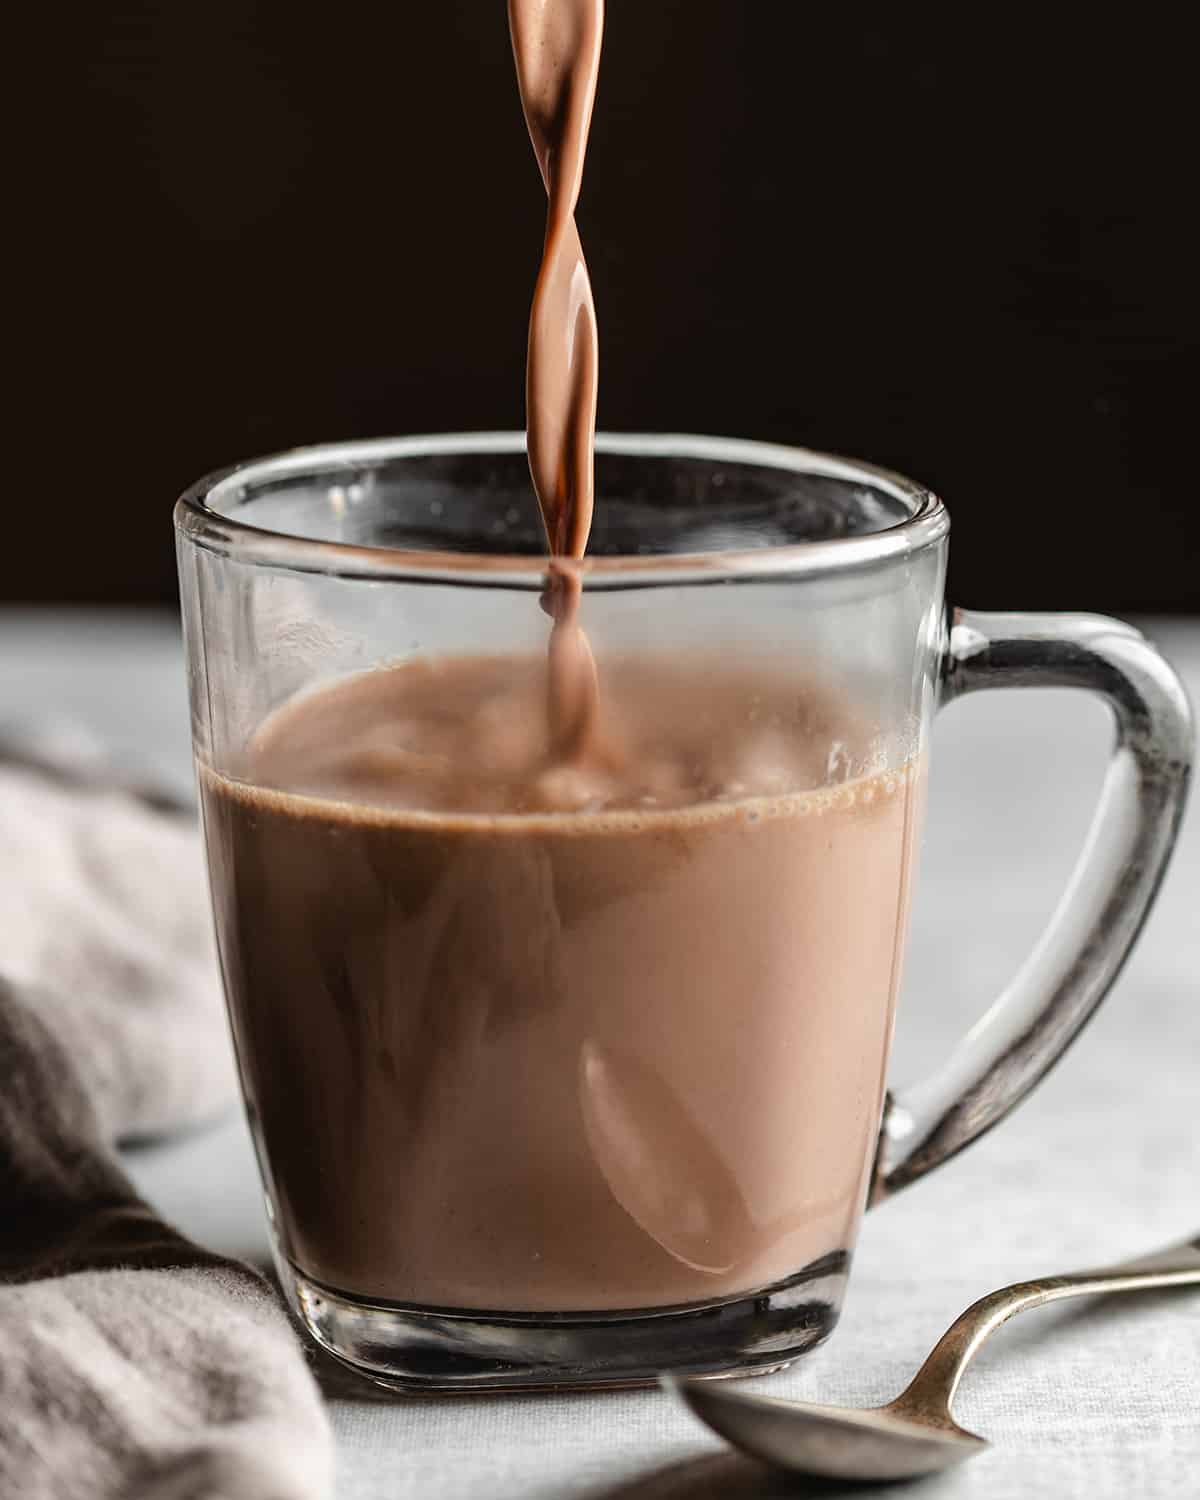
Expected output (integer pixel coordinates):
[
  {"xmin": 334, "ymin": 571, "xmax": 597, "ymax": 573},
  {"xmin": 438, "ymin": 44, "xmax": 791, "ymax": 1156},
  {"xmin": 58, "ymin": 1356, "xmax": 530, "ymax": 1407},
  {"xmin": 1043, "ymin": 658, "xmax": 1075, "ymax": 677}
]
[{"xmin": 668, "ymin": 1233, "xmax": 1200, "ymax": 1483}]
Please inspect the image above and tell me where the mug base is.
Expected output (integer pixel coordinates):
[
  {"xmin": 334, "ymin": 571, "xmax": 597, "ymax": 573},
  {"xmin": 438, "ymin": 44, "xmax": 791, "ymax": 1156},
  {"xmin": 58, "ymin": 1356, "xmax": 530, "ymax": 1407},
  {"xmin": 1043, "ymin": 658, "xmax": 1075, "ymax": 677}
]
[{"xmin": 282, "ymin": 1252, "xmax": 850, "ymax": 1393}]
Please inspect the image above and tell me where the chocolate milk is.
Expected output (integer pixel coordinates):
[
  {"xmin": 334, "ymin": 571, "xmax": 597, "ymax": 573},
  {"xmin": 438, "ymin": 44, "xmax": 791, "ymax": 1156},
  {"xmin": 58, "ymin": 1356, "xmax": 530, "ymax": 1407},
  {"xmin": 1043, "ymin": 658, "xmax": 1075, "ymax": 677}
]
[
  {"xmin": 197, "ymin": 1, "xmax": 920, "ymax": 1316},
  {"xmin": 509, "ymin": 0, "xmax": 605, "ymax": 760},
  {"xmin": 201, "ymin": 656, "xmax": 919, "ymax": 1310},
  {"xmin": 508, "ymin": 0, "xmax": 601, "ymax": 560}
]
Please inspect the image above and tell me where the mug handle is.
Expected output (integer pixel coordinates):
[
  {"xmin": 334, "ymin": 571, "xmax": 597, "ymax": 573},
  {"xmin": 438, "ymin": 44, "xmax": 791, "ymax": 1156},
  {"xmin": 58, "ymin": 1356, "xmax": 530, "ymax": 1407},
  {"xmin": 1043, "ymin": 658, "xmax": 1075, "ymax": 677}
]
[{"xmin": 870, "ymin": 608, "xmax": 1193, "ymax": 1204}]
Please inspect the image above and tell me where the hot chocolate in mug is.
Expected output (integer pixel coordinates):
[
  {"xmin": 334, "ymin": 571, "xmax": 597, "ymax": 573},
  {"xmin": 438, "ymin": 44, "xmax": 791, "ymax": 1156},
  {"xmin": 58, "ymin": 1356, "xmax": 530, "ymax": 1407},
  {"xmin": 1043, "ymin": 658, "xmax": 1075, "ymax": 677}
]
[{"xmin": 176, "ymin": 433, "xmax": 1192, "ymax": 1390}]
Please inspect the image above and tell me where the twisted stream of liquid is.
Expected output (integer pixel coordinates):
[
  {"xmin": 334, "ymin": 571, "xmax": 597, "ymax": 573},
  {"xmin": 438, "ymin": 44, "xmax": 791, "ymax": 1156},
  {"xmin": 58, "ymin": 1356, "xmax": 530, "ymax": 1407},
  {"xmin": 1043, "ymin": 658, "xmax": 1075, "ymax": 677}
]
[{"xmin": 508, "ymin": 0, "xmax": 605, "ymax": 763}]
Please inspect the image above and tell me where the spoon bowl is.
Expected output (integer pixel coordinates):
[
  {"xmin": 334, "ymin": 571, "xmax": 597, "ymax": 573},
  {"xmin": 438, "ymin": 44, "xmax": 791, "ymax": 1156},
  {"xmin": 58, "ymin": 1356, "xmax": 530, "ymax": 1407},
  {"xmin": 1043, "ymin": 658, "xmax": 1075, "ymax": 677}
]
[{"xmin": 669, "ymin": 1378, "xmax": 985, "ymax": 1482}]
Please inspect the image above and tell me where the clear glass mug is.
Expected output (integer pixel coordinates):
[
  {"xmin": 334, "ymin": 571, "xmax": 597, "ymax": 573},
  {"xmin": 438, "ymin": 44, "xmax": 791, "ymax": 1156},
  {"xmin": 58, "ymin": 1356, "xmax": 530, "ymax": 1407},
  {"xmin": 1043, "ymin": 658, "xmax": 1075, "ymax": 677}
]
[{"xmin": 175, "ymin": 433, "xmax": 1192, "ymax": 1392}]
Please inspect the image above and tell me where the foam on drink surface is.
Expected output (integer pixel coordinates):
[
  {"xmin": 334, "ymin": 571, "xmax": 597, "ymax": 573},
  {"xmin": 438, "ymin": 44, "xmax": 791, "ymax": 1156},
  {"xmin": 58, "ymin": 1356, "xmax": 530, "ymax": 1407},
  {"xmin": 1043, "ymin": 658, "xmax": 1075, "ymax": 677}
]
[{"xmin": 223, "ymin": 654, "xmax": 913, "ymax": 833}]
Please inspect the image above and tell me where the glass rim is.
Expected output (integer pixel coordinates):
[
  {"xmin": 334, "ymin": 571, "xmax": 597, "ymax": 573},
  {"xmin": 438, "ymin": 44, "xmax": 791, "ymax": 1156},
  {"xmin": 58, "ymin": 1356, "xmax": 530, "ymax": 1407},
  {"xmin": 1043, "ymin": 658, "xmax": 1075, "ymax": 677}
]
[{"xmin": 174, "ymin": 430, "xmax": 949, "ymax": 587}]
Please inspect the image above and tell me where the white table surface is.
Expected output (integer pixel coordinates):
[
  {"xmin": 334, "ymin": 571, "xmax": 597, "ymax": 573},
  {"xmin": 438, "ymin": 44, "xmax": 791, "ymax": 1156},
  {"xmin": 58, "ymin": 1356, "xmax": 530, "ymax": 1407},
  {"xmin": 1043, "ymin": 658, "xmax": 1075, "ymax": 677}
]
[{"xmin": 3, "ymin": 609, "xmax": 1196, "ymax": 1499}]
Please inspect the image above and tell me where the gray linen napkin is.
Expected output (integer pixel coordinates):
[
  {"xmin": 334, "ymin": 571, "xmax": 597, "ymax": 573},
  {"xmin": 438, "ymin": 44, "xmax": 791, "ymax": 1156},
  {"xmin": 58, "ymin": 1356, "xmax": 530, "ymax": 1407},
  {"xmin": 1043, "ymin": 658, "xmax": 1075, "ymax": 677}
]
[{"xmin": 0, "ymin": 748, "xmax": 332, "ymax": 1500}]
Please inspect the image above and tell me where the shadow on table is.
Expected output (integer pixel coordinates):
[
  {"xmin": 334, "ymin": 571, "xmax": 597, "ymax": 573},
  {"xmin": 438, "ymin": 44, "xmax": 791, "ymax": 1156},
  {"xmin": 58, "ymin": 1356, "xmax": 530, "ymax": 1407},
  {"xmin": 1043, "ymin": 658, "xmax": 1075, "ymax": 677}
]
[
  {"xmin": 582, "ymin": 1451, "xmax": 958, "ymax": 1499},
  {"xmin": 302, "ymin": 1341, "xmax": 405, "ymax": 1403}
]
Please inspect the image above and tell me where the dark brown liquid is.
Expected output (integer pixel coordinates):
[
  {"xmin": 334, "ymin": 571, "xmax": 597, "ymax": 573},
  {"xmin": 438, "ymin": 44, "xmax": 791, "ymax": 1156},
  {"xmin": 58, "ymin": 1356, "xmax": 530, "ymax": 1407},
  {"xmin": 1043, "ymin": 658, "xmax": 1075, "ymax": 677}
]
[
  {"xmin": 509, "ymin": 0, "xmax": 605, "ymax": 761},
  {"xmin": 508, "ymin": 0, "xmax": 602, "ymax": 560},
  {"xmin": 200, "ymin": 656, "xmax": 920, "ymax": 1310}
]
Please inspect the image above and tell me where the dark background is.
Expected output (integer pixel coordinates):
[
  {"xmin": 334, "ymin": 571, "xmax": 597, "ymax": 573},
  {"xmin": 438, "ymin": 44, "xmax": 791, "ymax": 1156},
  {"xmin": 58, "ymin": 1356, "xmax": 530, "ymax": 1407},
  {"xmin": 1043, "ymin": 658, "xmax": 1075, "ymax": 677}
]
[{"xmin": 16, "ymin": 4, "xmax": 1197, "ymax": 609}]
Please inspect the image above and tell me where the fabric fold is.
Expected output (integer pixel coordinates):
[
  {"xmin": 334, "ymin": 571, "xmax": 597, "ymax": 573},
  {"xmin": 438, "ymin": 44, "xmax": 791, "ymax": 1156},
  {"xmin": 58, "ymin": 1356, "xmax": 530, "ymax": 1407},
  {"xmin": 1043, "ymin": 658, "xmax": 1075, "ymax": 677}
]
[{"xmin": 0, "ymin": 751, "xmax": 332, "ymax": 1500}]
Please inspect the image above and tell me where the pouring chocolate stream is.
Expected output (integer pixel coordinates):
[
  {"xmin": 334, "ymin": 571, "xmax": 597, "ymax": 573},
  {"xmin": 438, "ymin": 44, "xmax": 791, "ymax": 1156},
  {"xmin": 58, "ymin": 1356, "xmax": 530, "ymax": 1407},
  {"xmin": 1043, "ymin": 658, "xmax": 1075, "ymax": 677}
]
[{"xmin": 508, "ymin": 0, "xmax": 605, "ymax": 763}]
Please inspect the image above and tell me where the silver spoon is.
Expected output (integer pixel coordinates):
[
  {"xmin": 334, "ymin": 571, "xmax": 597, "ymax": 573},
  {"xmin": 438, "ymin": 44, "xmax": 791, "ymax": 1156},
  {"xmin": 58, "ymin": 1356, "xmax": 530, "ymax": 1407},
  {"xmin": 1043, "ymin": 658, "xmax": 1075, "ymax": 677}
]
[{"xmin": 668, "ymin": 1233, "xmax": 1200, "ymax": 1483}]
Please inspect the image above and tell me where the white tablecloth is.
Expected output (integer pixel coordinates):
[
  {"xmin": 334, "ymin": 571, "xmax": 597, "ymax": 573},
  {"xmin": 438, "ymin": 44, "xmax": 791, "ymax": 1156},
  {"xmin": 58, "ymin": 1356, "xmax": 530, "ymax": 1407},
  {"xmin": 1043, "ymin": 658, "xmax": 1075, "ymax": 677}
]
[{"xmin": 4, "ymin": 610, "xmax": 1195, "ymax": 1499}]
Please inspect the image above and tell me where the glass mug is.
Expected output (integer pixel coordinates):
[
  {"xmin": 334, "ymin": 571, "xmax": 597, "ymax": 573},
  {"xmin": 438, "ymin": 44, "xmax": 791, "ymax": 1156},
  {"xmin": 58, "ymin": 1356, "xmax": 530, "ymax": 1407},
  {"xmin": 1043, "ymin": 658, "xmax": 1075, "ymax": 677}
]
[{"xmin": 175, "ymin": 433, "xmax": 1192, "ymax": 1391}]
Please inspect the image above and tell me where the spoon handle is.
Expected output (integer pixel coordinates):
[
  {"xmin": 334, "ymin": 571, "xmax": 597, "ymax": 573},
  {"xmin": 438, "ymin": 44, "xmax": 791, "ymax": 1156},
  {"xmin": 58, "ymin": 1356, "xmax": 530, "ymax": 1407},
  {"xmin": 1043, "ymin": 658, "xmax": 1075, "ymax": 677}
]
[{"xmin": 896, "ymin": 1233, "xmax": 1200, "ymax": 1419}]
